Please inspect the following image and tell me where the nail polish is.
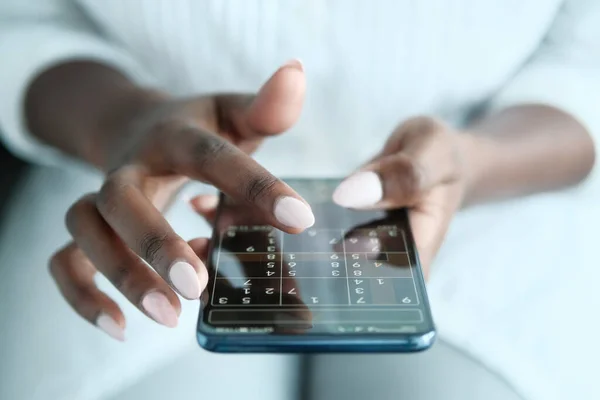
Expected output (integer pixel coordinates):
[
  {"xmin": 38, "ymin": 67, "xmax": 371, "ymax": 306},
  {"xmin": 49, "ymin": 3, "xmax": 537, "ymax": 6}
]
[
  {"xmin": 273, "ymin": 196, "xmax": 315, "ymax": 229},
  {"xmin": 169, "ymin": 261, "xmax": 202, "ymax": 299},
  {"xmin": 333, "ymin": 171, "xmax": 383, "ymax": 208},
  {"xmin": 96, "ymin": 313, "xmax": 125, "ymax": 341},
  {"xmin": 142, "ymin": 291, "xmax": 178, "ymax": 328}
]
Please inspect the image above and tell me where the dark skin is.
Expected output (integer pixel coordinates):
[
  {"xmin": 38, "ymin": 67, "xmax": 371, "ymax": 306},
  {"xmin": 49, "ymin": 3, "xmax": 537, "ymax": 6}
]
[{"xmin": 27, "ymin": 61, "xmax": 595, "ymax": 340}]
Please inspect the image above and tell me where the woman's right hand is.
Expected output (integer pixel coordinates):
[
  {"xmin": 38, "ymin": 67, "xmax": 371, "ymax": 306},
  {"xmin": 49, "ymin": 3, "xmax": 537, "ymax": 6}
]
[{"xmin": 48, "ymin": 60, "xmax": 315, "ymax": 340}]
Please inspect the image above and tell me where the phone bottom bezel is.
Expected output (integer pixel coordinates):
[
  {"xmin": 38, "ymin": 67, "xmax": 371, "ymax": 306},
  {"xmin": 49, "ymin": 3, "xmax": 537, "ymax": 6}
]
[{"xmin": 196, "ymin": 329, "xmax": 436, "ymax": 353}]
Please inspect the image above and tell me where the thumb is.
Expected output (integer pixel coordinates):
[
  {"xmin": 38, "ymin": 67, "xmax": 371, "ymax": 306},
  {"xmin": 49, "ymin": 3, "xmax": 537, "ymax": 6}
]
[
  {"xmin": 245, "ymin": 59, "xmax": 305, "ymax": 136},
  {"xmin": 332, "ymin": 154, "xmax": 429, "ymax": 209},
  {"xmin": 213, "ymin": 59, "xmax": 305, "ymax": 139},
  {"xmin": 333, "ymin": 127, "xmax": 460, "ymax": 209}
]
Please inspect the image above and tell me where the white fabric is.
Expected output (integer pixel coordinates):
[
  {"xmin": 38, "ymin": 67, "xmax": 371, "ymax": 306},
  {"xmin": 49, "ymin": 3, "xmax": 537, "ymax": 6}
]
[
  {"xmin": 310, "ymin": 340, "xmax": 522, "ymax": 400},
  {"xmin": 0, "ymin": 0, "xmax": 599, "ymax": 399}
]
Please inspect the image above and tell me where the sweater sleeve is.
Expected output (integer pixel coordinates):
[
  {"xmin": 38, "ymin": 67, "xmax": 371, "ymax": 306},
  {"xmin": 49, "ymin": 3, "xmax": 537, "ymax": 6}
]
[
  {"xmin": 486, "ymin": 0, "xmax": 600, "ymax": 184},
  {"xmin": 0, "ymin": 0, "xmax": 155, "ymax": 165}
]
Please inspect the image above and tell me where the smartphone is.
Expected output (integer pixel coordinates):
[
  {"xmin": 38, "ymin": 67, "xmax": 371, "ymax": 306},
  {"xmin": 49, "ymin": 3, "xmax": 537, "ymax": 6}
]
[{"xmin": 197, "ymin": 178, "xmax": 435, "ymax": 352}]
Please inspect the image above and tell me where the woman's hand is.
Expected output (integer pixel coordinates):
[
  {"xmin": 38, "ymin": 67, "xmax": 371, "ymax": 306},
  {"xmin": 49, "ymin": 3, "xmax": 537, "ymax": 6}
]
[
  {"xmin": 333, "ymin": 117, "xmax": 473, "ymax": 278},
  {"xmin": 333, "ymin": 105, "xmax": 596, "ymax": 279},
  {"xmin": 47, "ymin": 60, "xmax": 316, "ymax": 340}
]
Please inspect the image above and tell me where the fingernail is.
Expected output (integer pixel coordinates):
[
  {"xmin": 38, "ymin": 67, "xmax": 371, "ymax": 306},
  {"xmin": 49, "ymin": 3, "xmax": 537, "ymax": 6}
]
[
  {"xmin": 282, "ymin": 58, "xmax": 303, "ymax": 71},
  {"xmin": 96, "ymin": 313, "xmax": 125, "ymax": 342},
  {"xmin": 169, "ymin": 261, "xmax": 202, "ymax": 299},
  {"xmin": 142, "ymin": 291, "xmax": 178, "ymax": 328},
  {"xmin": 274, "ymin": 196, "xmax": 315, "ymax": 229},
  {"xmin": 333, "ymin": 171, "xmax": 383, "ymax": 208}
]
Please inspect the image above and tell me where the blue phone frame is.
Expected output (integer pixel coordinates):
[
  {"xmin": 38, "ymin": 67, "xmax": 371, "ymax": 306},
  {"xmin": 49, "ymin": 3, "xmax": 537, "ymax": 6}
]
[
  {"xmin": 197, "ymin": 330, "xmax": 436, "ymax": 353},
  {"xmin": 196, "ymin": 179, "xmax": 436, "ymax": 353}
]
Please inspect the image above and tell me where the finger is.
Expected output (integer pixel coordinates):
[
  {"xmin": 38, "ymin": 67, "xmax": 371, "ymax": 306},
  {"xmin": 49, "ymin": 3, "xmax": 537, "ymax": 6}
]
[
  {"xmin": 333, "ymin": 118, "xmax": 460, "ymax": 209},
  {"xmin": 333, "ymin": 154, "xmax": 434, "ymax": 209},
  {"xmin": 97, "ymin": 167, "xmax": 208, "ymax": 299},
  {"xmin": 333, "ymin": 146, "xmax": 458, "ymax": 210},
  {"xmin": 188, "ymin": 237, "xmax": 211, "ymax": 263},
  {"xmin": 352, "ymin": 118, "xmax": 447, "ymax": 170},
  {"xmin": 217, "ymin": 59, "xmax": 305, "ymax": 139},
  {"xmin": 188, "ymin": 194, "xmax": 220, "ymax": 224},
  {"xmin": 67, "ymin": 194, "xmax": 181, "ymax": 327},
  {"xmin": 380, "ymin": 117, "xmax": 449, "ymax": 157},
  {"xmin": 49, "ymin": 242, "xmax": 126, "ymax": 341},
  {"xmin": 170, "ymin": 126, "xmax": 314, "ymax": 232}
]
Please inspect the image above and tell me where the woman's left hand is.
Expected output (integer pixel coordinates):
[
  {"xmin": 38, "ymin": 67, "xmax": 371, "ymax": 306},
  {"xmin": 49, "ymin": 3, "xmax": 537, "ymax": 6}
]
[{"xmin": 332, "ymin": 116, "xmax": 473, "ymax": 278}]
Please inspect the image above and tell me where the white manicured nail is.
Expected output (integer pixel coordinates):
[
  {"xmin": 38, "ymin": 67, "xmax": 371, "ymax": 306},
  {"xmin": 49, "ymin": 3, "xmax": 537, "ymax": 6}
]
[
  {"xmin": 96, "ymin": 313, "xmax": 125, "ymax": 342},
  {"xmin": 169, "ymin": 261, "xmax": 202, "ymax": 299},
  {"xmin": 333, "ymin": 171, "xmax": 383, "ymax": 208},
  {"xmin": 274, "ymin": 196, "xmax": 315, "ymax": 229},
  {"xmin": 142, "ymin": 291, "xmax": 178, "ymax": 328}
]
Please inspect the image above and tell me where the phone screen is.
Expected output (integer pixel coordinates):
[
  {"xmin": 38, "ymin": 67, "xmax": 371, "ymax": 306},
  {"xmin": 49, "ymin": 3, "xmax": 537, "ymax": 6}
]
[{"xmin": 198, "ymin": 178, "xmax": 434, "ymax": 337}]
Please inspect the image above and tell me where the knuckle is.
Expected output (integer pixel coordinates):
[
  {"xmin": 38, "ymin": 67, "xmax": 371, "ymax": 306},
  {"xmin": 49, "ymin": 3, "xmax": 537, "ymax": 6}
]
[
  {"xmin": 243, "ymin": 174, "xmax": 279, "ymax": 204},
  {"xmin": 109, "ymin": 263, "xmax": 133, "ymax": 292},
  {"xmin": 190, "ymin": 131, "xmax": 230, "ymax": 169},
  {"xmin": 394, "ymin": 157, "xmax": 426, "ymax": 198},
  {"xmin": 137, "ymin": 231, "xmax": 169, "ymax": 265}
]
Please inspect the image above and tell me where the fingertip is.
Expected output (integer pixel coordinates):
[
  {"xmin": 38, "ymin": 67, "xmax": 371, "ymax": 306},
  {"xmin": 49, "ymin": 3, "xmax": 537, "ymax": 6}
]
[
  {"xmin": 247, "ymin": 59, "xmax": 306, "ymax": 135},
  {"xmin": 273, "ymin": 196, "xmax": 315, "ymax": 231},
  {"xmin": 141, "ymin": 290, "xmax": 180, "ymax": 328},
  {"xmin": 332, "ymin": 171, "xmax": 383, "ymax": 208},
  {"xmin": 96, "ymin": 312, "xmax": 126, "ymax": 342},
  {"xmin": 188, "ymin": 194, "xmax": 219, "ymax": 213}
]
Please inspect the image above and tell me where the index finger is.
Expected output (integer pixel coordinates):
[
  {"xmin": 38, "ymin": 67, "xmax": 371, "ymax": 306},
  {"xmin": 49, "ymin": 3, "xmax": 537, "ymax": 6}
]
[{"xmin": 171, "ymin": 125, "xmax": 315, "ymax": 232}]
